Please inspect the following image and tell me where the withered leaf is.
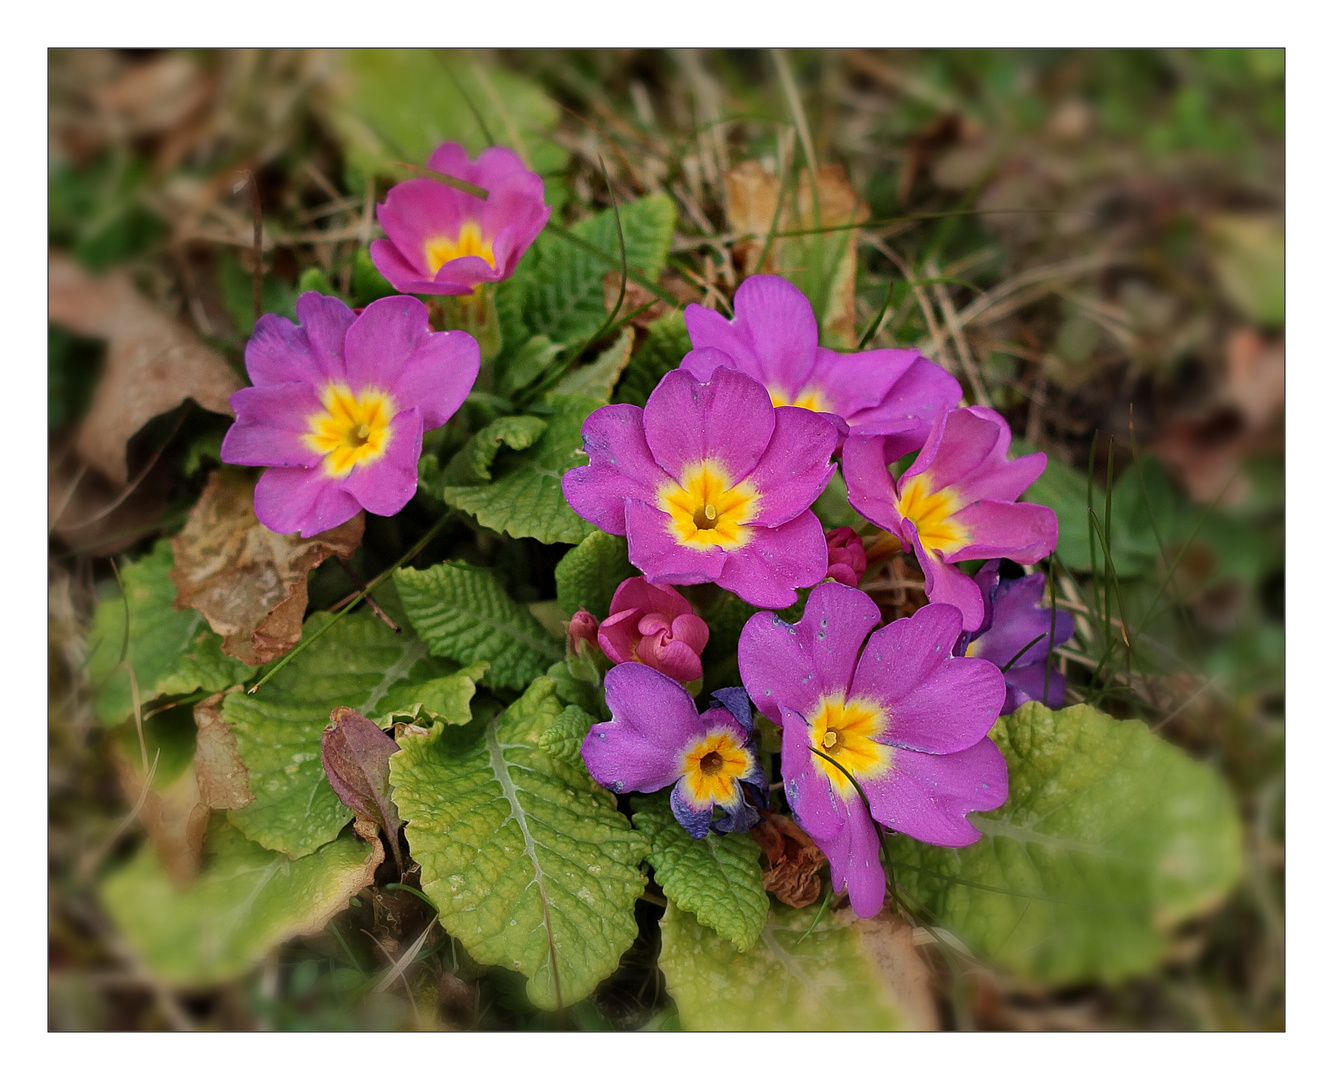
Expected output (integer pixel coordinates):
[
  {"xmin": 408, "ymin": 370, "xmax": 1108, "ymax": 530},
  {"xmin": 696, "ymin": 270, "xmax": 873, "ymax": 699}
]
[
  {"xmin": 752, "ymin": 809, "xmax": 827, "ymax": 909},
  {"xmin": 112, "ymin": 740, "xmax": 210, "ymax": 887},
  {"xmin": 49, "ymin": 251, "xmax": 244, "ymax": 484},
  {"xmin": 170, "ymin": 467, "xmax": 364, "ymax": 666},
  {"xmin": 854, "ymin": 911, "xmax": 941, "ymax": 1031},
  {"xmin": 322, "ymin": 707, "xmax": 404, "ymax": 873},
  {"xmin": 193, "ymin": 689, "xmax": 252, "ymax": 812}
]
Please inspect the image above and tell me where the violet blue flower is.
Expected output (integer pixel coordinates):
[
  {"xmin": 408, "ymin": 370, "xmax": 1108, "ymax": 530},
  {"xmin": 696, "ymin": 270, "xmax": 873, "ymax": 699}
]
[
  {"xmin": 842, "ymin": 406, "xmax": 1058, "ymax": 632},
  {"xmin": 370, "ymin": 143, "xmax": 550, "ymax": 297},
  {"xmin": 682, "ymin": 274, "xmax": 961, "ymax": 453},
  {"xmin": 824, "ymin": 526, "xmax": 868, "ymax": 587},
  {"xmin": 597, "ymin": 577, "xmax": 709, "ymax": 684},
  {"xmin": 957, "ymin": 560, "xmax": 1075, "ymax": 713},
  {"xmin": 581, "ymin": 665, "xmax": 767, "ymax": 838},
  {"xmin": 737, "ymin": 582, "xmax": 1008, "ymax": 918},
  {"xmin": 220, "ymin": 292, "xmax": 479, "ymax": 537},
  {"xmin": 562, "ymin": 366, "xmax": 837, "ymax": 609}
]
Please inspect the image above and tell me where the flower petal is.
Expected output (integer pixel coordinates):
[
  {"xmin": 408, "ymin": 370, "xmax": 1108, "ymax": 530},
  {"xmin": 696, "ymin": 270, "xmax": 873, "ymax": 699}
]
[
  {"xmin": 342, "ymin": 295, "xmax": 432, "ymax": 395},
  {"xmin": 739, "ymin": 406, "xmax": 837, "ymax": 528},
  {"xmin": 375, "ymin": 178, "xmax": 465, "ymax": 277},
  {"xmin": 253, "ymin": 466, "xmax": 362, "ymax": 538},
  {"xmin": 582, "ymin": 664, "xmax": 702, "ymax": 793},
  {"xmin": 295, "ymin": 292, "xmax": 356, "ymax": 383},
  {"xmin": 338, "ymin": 408, "xmax": 423, "ymax": 517},
  {"xmin": 244, "ymin": 313, "xmax": 312, "ymax": 387},
  {"xmin": 670, "ymin": 780, "xmax": 715, "ymax": 838},
  {"xmin": 642, "ymin": 367, "xmax": 775, "ymax": 484},
  {"xmin": 823, "ymin": 800, "xmax": 888, "ymax": 919},
  {"xmin": 562, "ymin": 404, "xmax": 667, "ymax": 535},
  {"xmin": 906, "ymin": 519, "xmax": 987, "ymax": 631},
  {"xmin": 839, "ymin": 352, "xmax": 962, "ymax": 442},
  {"xmin": 386, "ymin": 329, "xmax": 480, "ymax": 432},
  {"xmin": 842, "ymin": 434, "xmax": 904, "ymax": 535},
  {"xmin": 780, "ymin": 705, "xmax": 846, "ymax": 841},
  {"xmin": 950, "ymin": 500, "xmax": 1058, "ymax": 563},
  {"xmin": 222, "ymin": 383, "xmax": 325, "ymax": 468},
  {"xmin": 624, "ymin": 498, "xmax": 728, "ymax": 584},
  {"xmin": 685, "ymin": 275, "xmax": 819, "ymax": 395},
  {"xmin": 714, "ymin": 511, "xmax": 829, "ymax": 609}
]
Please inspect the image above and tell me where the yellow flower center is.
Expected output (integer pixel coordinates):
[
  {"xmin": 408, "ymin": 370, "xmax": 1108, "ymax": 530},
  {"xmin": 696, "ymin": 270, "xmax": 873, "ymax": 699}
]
[
  {"xmin": 808, "ymin": 695, "xmax": 892, "ymax": 797},
  {"xmin": 679, "ymin": 729, "xmax": 752, "ymax": 809},
  {"xmin": 304, "ymin": 383, "xmax": 396, "ymax": 478},
  {"xmin": 658, "ymin": 460, "xmax": 759, "ymax": 551},
  {"xmin": 896, "ymin": 474, "xmax": 970, "ymax": 556},
  {"xmin": 768, "ymin": 385, "xmax": 829, "ymax": 413},
  {"xmin": 424, "ymin": 220, "xmax": 496, "ymax": 275}
]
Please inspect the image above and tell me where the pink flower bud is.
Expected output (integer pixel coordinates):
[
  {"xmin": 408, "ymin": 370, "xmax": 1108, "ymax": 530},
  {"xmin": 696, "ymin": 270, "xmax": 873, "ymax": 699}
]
[
  {"xmin": 597, "ymin": 577, "xmax": 710, "ymax": 684},
  {"xmin": 824, "ymin": 527, "xmax": 867, "ymax": 587},
  {"xmin": 567, "ymin": 609, "xmax": 600, "ymax": 655}
]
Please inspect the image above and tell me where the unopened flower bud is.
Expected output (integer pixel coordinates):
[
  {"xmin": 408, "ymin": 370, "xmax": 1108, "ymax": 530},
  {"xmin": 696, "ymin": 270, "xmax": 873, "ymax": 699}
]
[{"xmin": 824, "ymin": 527, "xmax": 867, "ymax": 587}]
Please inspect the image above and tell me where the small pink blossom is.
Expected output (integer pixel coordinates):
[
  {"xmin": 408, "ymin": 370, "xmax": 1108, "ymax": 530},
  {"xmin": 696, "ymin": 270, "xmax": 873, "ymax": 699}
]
[
  {"xmin": 824, "ymin": 527, "xmax": 867, "ymax": 587},
  {"xmin": 597, "ymin": 577, "xmax": 710, "ymax": 684}
]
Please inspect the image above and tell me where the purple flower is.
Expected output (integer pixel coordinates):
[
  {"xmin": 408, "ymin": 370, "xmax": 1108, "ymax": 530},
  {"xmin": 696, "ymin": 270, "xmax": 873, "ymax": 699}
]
[
  {"xmin": 581, "ymin": 665, "xmax": 767, "ymax": 838},
  {"xmin": 957, "ymin": 561, "xmax": 1075, "ymax": 713},
  {"xmin": 824, "ymin": 527, "xmax": 868, "ymax": 587},
  {"xmin": 842, "ymin": 406, "xmax": 1058, "ymax": 632},
  {"xmin": 682, "ymin": 274, "xmax": 961, "ymax": 453},
  {"xmin": 220, "ymin": 292, "xmax": 479, "ymax": 537},
  {"xmin": 597, "ymin": 577, "xmax": 709, "ymax": 684},
  {"xmin": 562, "ymin": 366, "xmax": 837, "ymax": 610},
  {"xmin": 370, "ymin": 143, "xmax": 550, "ymax": 297},
  {"xmin": 737, "ymin": 582, "xmax": 1008, "ymax": 918}
]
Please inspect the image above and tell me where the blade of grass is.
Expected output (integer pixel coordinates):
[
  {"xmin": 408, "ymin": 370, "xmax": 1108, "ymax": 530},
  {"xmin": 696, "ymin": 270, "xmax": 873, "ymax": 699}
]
[{"xmin": 856, "ymin": 281, "xmax": 896, "ymax": 350}]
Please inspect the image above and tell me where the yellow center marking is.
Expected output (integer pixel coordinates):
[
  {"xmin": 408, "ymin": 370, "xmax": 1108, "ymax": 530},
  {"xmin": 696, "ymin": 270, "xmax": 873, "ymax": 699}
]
[
  {"xmin": 304, "ymin": 382, "xmax": 396, "ymax": 478},
  {"xmin": 679, "ymin": 730, "xmax": 752, "ymax": 808},
  {"xmin": 896, "ymin": 474, "xmax": 970, "ymax": 556},
  {"xmin": 808, "ymin": 695, "xmax": 892, "ymax": 797},
  {"xmin": 658, "ymin": 460, "xmax": 759, "ymax": 550},
  {"xmin": 768, "ymin": 385, "xmax": 829, "ymax": 413},
  {"xmin": 424, "ymin": 220, "xmax": 496, "ymax": 275}
]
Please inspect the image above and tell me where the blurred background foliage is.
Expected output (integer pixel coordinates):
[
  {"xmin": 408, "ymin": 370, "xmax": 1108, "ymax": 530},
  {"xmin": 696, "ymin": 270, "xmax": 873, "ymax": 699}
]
[{"xmin": 49, "ymin": 48, "xmax": 1282, "ymax": 1031}]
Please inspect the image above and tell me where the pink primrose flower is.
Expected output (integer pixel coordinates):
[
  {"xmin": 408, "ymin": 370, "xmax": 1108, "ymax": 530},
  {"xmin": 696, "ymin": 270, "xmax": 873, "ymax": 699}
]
[
  {"xmin": 842, "ymin": 406, "xmax": 1058, "ymax": 632},
  {"xmin": 597, "ymin": 577, "xmax": 710, "ymax": 684},
  {"xmin": 220, "ymin": 292, "xmax": 479, "ymax": 537},
  {"xmin": 682, "ymin": 275, "xmax": 961, "ymax": 454},
  {"xmin": 738, "ymin": 582, "xmax": 1008, "ymax": 918},
  {"xmin": 823, "ymin": 526, "xmax": 868, "ymax": 587},
  {"xmin": 561, "ymin": 366, "xmax": 837, "ymax": 610},
  {"xmin": 370, "ymin": 143, "xmax": 550, "ymax": 297}
]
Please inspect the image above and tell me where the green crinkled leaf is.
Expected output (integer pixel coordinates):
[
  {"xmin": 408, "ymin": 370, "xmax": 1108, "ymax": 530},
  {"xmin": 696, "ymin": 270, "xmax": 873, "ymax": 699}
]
[
  {"xmin": 389, "ymin": 678, "xmax": 649, "ymax": 1010},
  {"xmin": 554, "ymin": 530, "xmax": 633, "ymax": 620},
  {"xmin": 224, "ymin": 609, "xmax": 453, "ymax": 857},
  {"xmin": 86, "ymin": 540, "xmax": 252, "ymax": 727},
  {"xmin": 536, "ymin": 704, "xmax": 599, "ymax": 765},
  {"xmin": 439, "ymin": 395, "xmax": 601, "ymax": 544},
  {"xmin": 496, "ymin": 336, "xmax": 563, "ymax": 399},
  {"xmin": 499, "ymin": 196, "xmax": 676, "ymax": 350},
  {"xmin": 375, "ymin": 662, "xmax": 488, "ymax": 725},
  {"xmin": 395, "ymin": 562, "xmax": 563, "ymax": 689},
  {"xmin": 101, "ymin": 820, "xmax": 382, "ymax": 986},
  {"xmin": 633, "ymin": 796, "xmax": 768, "ymax": 951},
  {"xmin": 430, "ymin": 415, "xmax": 548, "ymax": 492},
  {"xmin": 658, "ymin": 902, "xmax": 906, "ymax": 1030},
  {"xmin": 545, "ymin": 660, "xmax": 606, "ymax": 718},
  {"xmin": 889, "ymin": 701, "xmax": 1244, "ymax": 984},
  {"xmin": 549, "ymin": 327, "xmax": 634, "ymax": 403},
  {"xmin": 613, "ymin": 310, "xmax": 691, "ymax": 408}
]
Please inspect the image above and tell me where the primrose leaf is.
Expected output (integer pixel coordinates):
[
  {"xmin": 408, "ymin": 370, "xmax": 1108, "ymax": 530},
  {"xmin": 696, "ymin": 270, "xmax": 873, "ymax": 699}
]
[
  {"xmin": 536, "ymin": 704, "xmax": 599, "ymax": 765},
  {"xmin": 395, "ymin": 562, "xmax": 563, "ymax": 690},
  {"xmin": 613, "ymin": 310, "xmax": 692, "ymax": 408},
  {"xmin": 633, "ymin": 796, "xmax": 768, "ymax": 951},
  {"xmin": 658, "ymin": 902, "xmax": 906, "ymax": 1030},
  {"xmin": 427, "ymin": 415, "xmax": 548, "ymax": 493},
  {"xmin": 549, "ymin": 327, "xmax": 634, "ymax": 404},
  {"xmin": 554, "ymin": 529, "xmax": 634, "ymax": 620},
  {"xmin": 223, "ymin": 606, "xmax": 453, "ymax": 857},
  {"xmin": 889, "ymin": 701, "xmax": 1244, "ymax": 984},
  {"xmin": 389, "ymin": 678, "xmax": 649, "ymax": 1010},
  {"xmin": 86, "ymin": 540, "xmax": 252, "ymax": 727},
  {"xmin": 374, "ymin": 663, "xmax": 487, "ymax": 725},
  {"xmin": 439, "ymin": 395, "xmax": 601, "ymax": 545},
  {"xmin": 101, "ymin": 820, "xmax": 382, "ymax": 987}
]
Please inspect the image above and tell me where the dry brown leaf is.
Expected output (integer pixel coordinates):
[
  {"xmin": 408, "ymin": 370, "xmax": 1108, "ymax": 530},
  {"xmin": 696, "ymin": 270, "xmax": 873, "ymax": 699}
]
[
  {"xmin": 170, "ymin": 468, "xmax": 364, "ymax": 666},
  {"xmin": 112, "ymin": 742, "xmax": 210, "ymax": 886},
  {"xmin": 90, "ymin": 53, "xmax": 212, "ymax": 141},
  {"xmin": 49, "ymin": 251, "xmax": 244, "ymax": 484},
  {"xmin": 854, "ymin": 911, "xmax": 942, "ymax": 1031},
  {"xmin": 193, "ymin": 690, "xmax": 253, "ymax": 811},
  {"xmin": 601, "ymin": 272, "xmax": 696, "ymax": 329},
  {"xmin": 751, "ymin": 809, "xmax": 826, "ymax": 908}
]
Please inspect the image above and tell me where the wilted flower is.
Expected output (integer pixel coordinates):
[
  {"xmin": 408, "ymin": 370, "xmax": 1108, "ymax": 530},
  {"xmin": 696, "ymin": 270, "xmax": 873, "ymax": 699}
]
[
  {"xmin": 682, "ymin": 274, "xmax": 960, "ymax": 454},
  {"xmin": 738, "ymin": 582, "xmax": 1008, "ymax": 918},
  {"xmin": 842, "ymin": 406, "xmax": 1058, "ymax": 631},
  {"xmin": 370, "ymin": 143, "xmax": 550, "ymax": 296},
  {"xmin": 824, "ymin": 527, "xmax": 867, "ymax": 587},
  {"xmin": 221, "ymin": 293, "xmax": 479, "ymax": 537},
  {"xmin": 957, "ymin": 560, "xmax": 1075, "ymax": 713},
  {"xmin": 597, "ymin": 577, "xmax": 709, "ymax": 683},
  {"xmin": 581, "ymin": 665, "xmax": 767, "ymax": 838},
  {"xmin": 562, "ymin": 366, "xmax": 836, "ymax": 609}
]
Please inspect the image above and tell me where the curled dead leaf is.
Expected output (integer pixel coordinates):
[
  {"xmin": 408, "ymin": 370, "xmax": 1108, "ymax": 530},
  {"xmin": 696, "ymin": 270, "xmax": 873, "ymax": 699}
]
[
  {"xmin": 193, "ymin": 689, "xmax": 252, "ymax": 811},
  {"xmin": 751, "ymin": 809, "xmax": 826, "ymax": 909},
  {"xmin": 170, "ymin": 468, "xmax": 364, "ymax": 666},
  {"xmin": 854, "ymin": 911, "xmax": 942, "ymax": 1031},
  {"xmin": 112, "ymin": 740, "xmax": 209, "ymax": 887},
  {"xmin": 49, "ymin": 251, "xmax": 244, "ymax": 484}
]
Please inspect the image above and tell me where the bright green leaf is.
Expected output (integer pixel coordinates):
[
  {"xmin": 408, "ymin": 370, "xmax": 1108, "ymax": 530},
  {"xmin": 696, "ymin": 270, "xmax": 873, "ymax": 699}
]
[
  {"xmin": 375, "ymin": 662, "xmax": 488, "ymax": 725},
  {"xmin": 549, "ymin": 327, "xmax": 634, "ymax": 403},
  {"xmin": 429, "ymin": 415, "xmax": 548, "ymax": 492},
  {"xmin": 395, "ymin": 562, "xmax": 563, "ymax": 689},
  {"xmin": 634, "ymin": 796, "xmax": 768, "ymax": 951},
  {"xmin": 889, "ymin": 701, "xmax": 1244, "ymax": 983},
  {"xmin": 536, "ymin": 704, "xmax": 599, "ymax": 765},
  {"xmin": 496, "ymin": 336, "xmax": 563, "ymax": 398},
  {"xmin": 554, "ymin": 530, "xmax": 633, "ymax": 620},
  {"xmin": 390, "ymin": 678, "xmax": 649, "ymax": 1010}
]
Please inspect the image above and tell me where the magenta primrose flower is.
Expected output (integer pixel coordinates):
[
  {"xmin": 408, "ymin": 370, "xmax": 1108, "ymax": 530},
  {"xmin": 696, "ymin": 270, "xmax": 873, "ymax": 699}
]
[
  {"xmin": 370, "ymin": 143, "xmax": 550, "ymax": 296},
  {"xmin": 957, "ymin": 560, "xmax": 1075, "ymax": 714},
  {"xmin": 598, "ymin": 577, "xmax": 710, "ymax": 684},
  {"xmin": 582, "ymin": 665, "xmax": 767, "ymax": 838},
  {"xmin": 824, "ymin": 526, "xmax": 868, "ymax": 587},
  {"xmin": 562, "ymin": 366, "xmax": 837, "ymax": 610},
  {"xmin": 683, "ymin": 274, "xmax": 961, "ymax": 453},
  {"xmin": 220, "ymin": 292, "xmax": 479, "ymax": 537},
  {"xmin": 842, "ymin": 406, "xmax": 1058, "ymax": 632},
  {"xmin": 738, "ymin": 582, "xmax": 1008, "ymax": 918}
]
